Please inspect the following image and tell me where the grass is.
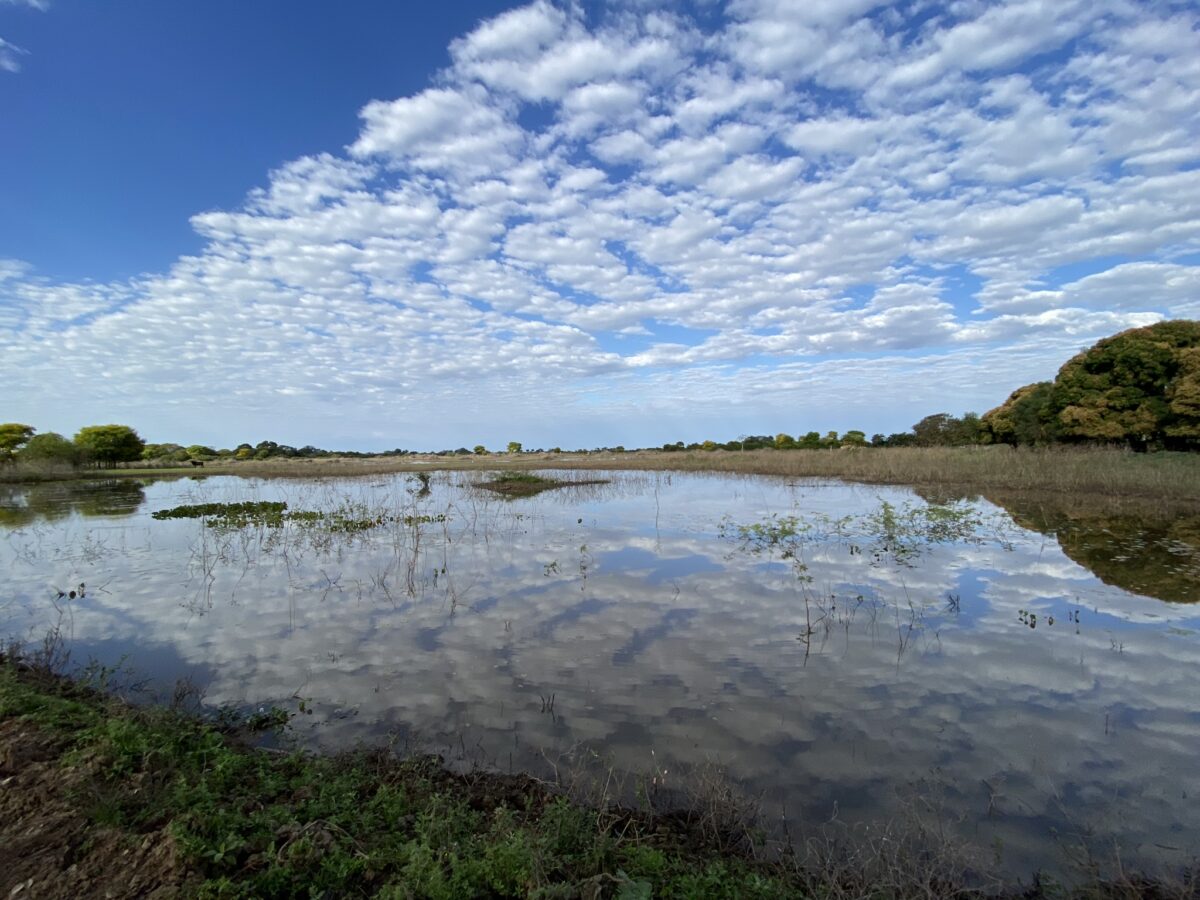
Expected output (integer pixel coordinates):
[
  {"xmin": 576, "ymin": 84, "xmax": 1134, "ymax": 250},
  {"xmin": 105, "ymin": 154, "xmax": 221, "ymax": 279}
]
[
  {"xmin": 722, "ymin": 499, "xmax": 1004, "ymax": 569},
  {"xmin": 0, "ymin": 656, "xmax": 799, "ymax": 898},
  {"xmin": 3, "ymin": 655, "xmax": 1197, "ymax": 898},
  {"xmin": 150, "ymin": 500, "xmax": 445, "ymax": 533},
  {"xmin": 6, "ymin": 446, "xmax": 1198, "ymax": 503},
  {"xmin": 476, "ymin": 471, "xmax": 611, "ymax": 497}
]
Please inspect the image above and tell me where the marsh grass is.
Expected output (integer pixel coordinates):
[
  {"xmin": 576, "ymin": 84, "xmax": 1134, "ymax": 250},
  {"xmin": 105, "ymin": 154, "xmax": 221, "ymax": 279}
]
[
  {"xmin": 8, "ymin": 446, "xmax": 1199, "ymax": 502},
  {"xmin": 476, "ymin": 470, "xmax": 611, "ymax": 497},
  {"xmin": 723, "ymin": 499, "xmax": 1012, "ymax": 568},
  {"xmin": 151, "ymin": 499, "xmax": 444, "ymax": 534},
  {"xmin": 592, "ymin": 446, "xmax": 1200, "ymax": 502}
]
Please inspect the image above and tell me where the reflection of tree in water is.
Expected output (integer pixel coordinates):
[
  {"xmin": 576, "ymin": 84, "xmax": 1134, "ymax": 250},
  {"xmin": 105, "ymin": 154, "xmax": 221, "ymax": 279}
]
[
  {"xmin": 983, "ymin": 491, "xmax": 1200, "ymax": 604},
  {"xmin": 0, "ymin": 480, "xmax": 147, "ymax": 527}
]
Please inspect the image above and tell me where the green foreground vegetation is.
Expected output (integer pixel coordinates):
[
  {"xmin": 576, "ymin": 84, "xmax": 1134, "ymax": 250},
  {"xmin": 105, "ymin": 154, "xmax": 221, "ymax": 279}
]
[
  {"xmin": 1, "ymin": 657, "xmax": 797, "ymax": 899},
  {"xmin": 4, "ymin": 658, "xmax": 1197, "ymax": 899}
]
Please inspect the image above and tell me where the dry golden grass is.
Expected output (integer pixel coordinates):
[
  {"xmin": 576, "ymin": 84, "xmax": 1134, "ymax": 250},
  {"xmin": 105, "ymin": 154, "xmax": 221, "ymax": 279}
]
[{"xmin": 5, "ymin": 446, "xmax": 1198, "ymax": 501}]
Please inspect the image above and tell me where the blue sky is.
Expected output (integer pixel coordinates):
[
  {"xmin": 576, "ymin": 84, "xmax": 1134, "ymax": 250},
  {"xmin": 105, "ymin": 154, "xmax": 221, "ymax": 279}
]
[{"xmin": 2, "ymin": 0, "xmax": 1198, "ymax": 451}]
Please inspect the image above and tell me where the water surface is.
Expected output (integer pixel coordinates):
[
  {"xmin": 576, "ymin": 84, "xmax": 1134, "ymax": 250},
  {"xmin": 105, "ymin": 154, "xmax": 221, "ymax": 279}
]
[{"xmin": 2, "ymin": 471, "xmax": 1198, "ymax": 880}]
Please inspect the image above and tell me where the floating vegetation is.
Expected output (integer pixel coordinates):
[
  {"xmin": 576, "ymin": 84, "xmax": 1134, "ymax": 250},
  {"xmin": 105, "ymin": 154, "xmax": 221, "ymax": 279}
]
[
  {"xmin": 722, "ymin": 499, "xmax": 1009, "ymax": 567},
  {"xmin": 152, "ymin": 500, "xmax": 446, "ymax": 533},
  {"xmin": 152, "ymin": 501, "xmax": 289, "ymax": 527},
  {"xmin": 477, "ymin": 471, "xmax": 610, "ymax": 497}
]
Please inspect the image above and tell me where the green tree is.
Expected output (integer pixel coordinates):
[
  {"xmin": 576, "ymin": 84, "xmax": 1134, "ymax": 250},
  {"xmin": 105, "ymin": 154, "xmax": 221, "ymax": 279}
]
[
  {"xmin": 506, "ymin": 441, "xmax": 522, "ymax": 454},
  {"xmin": 983, "ymin": 382, "xmax": 1057, "ymax": 446},
  {"xmin": 954, "ymin": 412, "xmax": 986, "ymax": 445},
  {"xmin": 1168, "ymin": 346, "xmax": 1200, "ymax": 443},
  {"xmin": 798, "ymin": 431, "xmax": 822, "ymax": 449},
  {"xmin": 774, "ymin": 432, "xmax": 796, "ymax": 449},
  {"xmin": 74, "ymin": 425, "xmax": 145, "ymax": 468},
  {"xmin": 0, "ymin": 423, "xmax": 35, "ymax": 461},
  {"xmin": 17, "ymin": 432, "xmax": 80, "ymax": 466},
  {"xmin": 821, "ymin": 430, "xmax": 841, "ymax": 449},
  {"xmin": 473, "ymin": 445, "xmax": 487, "ymax": 455},
  {"xmin": 186, "ymin": 444, "xmax": 217, "ymax": 460},
  {"xmin": 911, "ymin": 413, "xmax": 955, "ymax": 446},
  {"xmin": 1049, "ymin": 320, "xmax": 1200, "ymax": 449},
  {"xmin": 142, "ymin": 442, "xmax": 187, "ymax": 461},
  {"xmin": 841, "ymin": 430, "xmax": 868, "ymax": 446}
]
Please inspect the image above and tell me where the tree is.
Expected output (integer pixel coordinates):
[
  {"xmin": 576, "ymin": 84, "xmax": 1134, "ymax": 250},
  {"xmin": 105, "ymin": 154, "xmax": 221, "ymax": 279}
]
[
  {"xmin": 798, "ymin": 431, "xmax": 822, "ymax": 449},
  {"xmin": 1049, "ymin": 320, "xmax": 1200, "ymax": 450},
  {"xmin": 774, "ymin": 433, "xmax": 796, "ymax": 449},
  {"xmin": 983, "ymin": 383, "xmax": 1057, "ymax": 446},
  {"xmin": 506, "ymin": 441, "xmax": 522, "ymax": 454},
  {"xmin": 186, "ymin": 444, "xmax": 217, "ymax": 460},
  {"xmin": 74, "ymin": 425, "xmax": 145, "ymax": 468},
  {"xmin": 473, "ymin": 445, "xmax": 488, "ymax": 455},
  {"xmin": 18, "ymin": 432, "xmax": 79, "ymax": 466},
  {"xmin": 954, "ymin": 412, "xmax": 986, "ymax": 445},
  {"xmin": 841, "ymin": 430, "xmax": 868, "ymax": 446},
  {"xmin": 911, "ymin": 413, "xmax": 955, "ymax": 446},
  {"xmin": 0, "ymin": 423, "xmax": 35, "ymax": 461}
]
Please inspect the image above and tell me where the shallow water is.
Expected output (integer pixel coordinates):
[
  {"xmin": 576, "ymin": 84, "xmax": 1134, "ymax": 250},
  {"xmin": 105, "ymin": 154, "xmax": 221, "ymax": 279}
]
[{"xmin": 2, "ymin": 471, "xmax": 1199, "ymax": 880}]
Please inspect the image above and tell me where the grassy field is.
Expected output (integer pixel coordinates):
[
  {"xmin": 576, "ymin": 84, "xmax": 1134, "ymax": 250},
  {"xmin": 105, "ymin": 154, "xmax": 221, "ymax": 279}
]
[
  {"xmin": 0, "ymin": 657, "xmax": 796, "ymax": 899},
  {"xmin": 4, "ymin": 656, "xmax": 1193, "ymax": 899},
  {"xmin": 5, "ymin": 446, "xmax": 1198, "ymax": 503}
]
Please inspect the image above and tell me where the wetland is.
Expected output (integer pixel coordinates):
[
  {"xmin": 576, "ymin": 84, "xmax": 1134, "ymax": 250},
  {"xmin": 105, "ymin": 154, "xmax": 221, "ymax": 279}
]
[{"xmin": 2, "ymin": 469, "xmax": 1199, "ymax": 889}]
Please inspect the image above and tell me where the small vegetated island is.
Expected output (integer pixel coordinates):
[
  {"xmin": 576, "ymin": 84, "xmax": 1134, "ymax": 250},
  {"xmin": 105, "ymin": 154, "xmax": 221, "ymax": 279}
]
[{"xmin": 476, "ymin": 471, "xmax": 611, "ymax": 497}]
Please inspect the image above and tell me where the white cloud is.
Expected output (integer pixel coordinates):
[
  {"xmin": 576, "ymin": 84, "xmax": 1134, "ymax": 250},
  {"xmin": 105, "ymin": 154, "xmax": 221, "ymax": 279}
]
[
  {"xmin": 3, "ymin": 0, "xmax": 1200, "ymax": 447},
  {"xmin": 1, "ymin": 0, "xmax": 47, "ymax": 73},
  {"xmin": 350, "ymin": 85, "xmax": 524, "ymax": 176},
  {"xmin": 0, "ymin": 35, "xmax": 27, "ymax": 72}
]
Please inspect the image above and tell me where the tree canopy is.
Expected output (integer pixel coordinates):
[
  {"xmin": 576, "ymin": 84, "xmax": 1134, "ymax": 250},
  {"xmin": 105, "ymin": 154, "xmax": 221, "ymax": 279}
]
[
  {"xmin": 984, "ymin": 320, "xmax": 1200, "ymax": 450},
  {"xmin": 982, "ymin": 382, "xmax": 1057, "ymax": 446},
  {"xmin": 0, "ymin": 423, "xmax": 35, "ymax": 461},
  {"xmin": 74, "ymin": 424, "xmax": 146, "ymax": 467},
  {"xmin": 18, "ymin": 432, "xmax": 81, "ymax": 466}
]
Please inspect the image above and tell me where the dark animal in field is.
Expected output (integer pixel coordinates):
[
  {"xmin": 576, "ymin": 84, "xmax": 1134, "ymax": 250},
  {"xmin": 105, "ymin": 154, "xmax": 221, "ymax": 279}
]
[{"xmin": 190, "ymin": 460, "xmax": 205, "ymax": 468}]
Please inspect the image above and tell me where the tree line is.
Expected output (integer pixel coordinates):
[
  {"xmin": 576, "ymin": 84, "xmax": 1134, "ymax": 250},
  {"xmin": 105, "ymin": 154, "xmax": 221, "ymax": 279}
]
[
  {"xmin": 667, "ymin": 322, "xmax": 1199, "ymax": 453},
  {"xmin": 4, "ymin": 321, "xmax": 1197, "ymax": 468}
]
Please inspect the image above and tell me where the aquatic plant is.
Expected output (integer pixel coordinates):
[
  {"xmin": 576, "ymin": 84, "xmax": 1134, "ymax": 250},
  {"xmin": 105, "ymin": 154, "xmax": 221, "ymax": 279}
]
[
  {"xmin": 723, "ymin": 499, "xmax": 1005, "ymax": 567},
  {"xmin": 152, "ymin": 500, "xmax": 446, "ymax": 534},
  {"xmin": 152, "ymin": 500, "xmax": 289, "ymax": 527},
  {"xmin": 477, "ymin": 471, "xmax": 610, "ymax": 497}
]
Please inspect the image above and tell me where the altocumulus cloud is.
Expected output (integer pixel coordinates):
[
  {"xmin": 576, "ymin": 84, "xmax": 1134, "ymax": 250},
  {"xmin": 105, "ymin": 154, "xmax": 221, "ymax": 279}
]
[{"xmin": 3, "ymin": 0, "xmax": 1200, "ymax": 448}]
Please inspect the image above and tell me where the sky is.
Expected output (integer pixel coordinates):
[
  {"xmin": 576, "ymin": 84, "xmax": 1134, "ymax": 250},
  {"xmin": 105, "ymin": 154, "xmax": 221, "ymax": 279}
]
[{"xmin": 2, "ymin": 0, "xmax": 1199, "ymax": 451}]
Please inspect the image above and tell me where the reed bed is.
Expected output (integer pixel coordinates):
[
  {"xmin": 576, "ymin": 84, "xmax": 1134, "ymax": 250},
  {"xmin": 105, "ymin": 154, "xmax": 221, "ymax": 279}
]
[{"xmin": 4, "ymin": 446, "xmax": 1198, "ymax": 502}]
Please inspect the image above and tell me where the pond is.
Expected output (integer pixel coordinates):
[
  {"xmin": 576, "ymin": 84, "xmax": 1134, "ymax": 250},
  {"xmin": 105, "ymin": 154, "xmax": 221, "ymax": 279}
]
[{"xmin": 2, "ymin": 471, "xmax": 1199, "ymax": 882}]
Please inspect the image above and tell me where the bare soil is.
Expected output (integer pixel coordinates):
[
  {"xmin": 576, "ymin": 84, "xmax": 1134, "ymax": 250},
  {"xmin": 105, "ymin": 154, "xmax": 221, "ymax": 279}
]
[{"xmin": 0, "ymin": 719, "xmax": 190, "ymax": 899}]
